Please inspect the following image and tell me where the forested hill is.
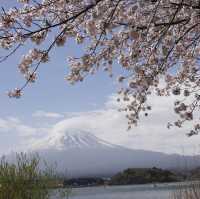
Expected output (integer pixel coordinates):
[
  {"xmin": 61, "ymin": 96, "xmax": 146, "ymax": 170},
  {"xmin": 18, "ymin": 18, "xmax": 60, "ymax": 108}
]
[{"xmin": 109, "ymin": 167, "xmax": 179, "ymax": 185}]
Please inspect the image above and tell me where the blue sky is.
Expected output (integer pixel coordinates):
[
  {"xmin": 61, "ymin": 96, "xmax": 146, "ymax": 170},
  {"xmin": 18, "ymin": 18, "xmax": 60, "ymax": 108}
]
[
  {"xmin": 0, "ymin": 1, "xmax": 199, "ymax": 156},
  {"xmin": 0, "ymin": 1, "xmax": 126, "ymax": 154},
  {"xmin": 0, "ymin": 1, "xmax": 123, "ymax": 119},
  {"xmin": 0, "ymin": 38, "xmax": 117, "ymax": 118},
  {"xmin": 0, "ymin": 35, "xmax": 121, "ymax": 154}
]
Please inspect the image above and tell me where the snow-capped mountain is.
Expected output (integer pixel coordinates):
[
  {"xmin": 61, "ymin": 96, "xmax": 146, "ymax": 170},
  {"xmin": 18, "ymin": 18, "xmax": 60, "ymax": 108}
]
[
  {"xmin": 29, "ymin": 130, "xmax": 200, "ymax": 177},
  {"xmin": 45, "ymin": 130, "xmax": 116, "ymax": 150}
]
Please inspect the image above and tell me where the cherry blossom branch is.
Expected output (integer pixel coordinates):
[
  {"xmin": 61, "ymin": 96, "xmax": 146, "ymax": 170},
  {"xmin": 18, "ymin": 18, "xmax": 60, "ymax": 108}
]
[
  {"xmin": 2, "ymin": 0, "xmax": 200, "ymax": 135},
  {"xmin": 0, "ymin": 43, "xmax": 22, "ymax": 63}
]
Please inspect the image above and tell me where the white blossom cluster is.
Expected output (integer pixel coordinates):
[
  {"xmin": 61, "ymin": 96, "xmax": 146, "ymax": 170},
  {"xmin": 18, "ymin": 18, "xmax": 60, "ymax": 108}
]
[{"xmin": 1, "ymin": 0, "xmax": 200, "ymax": 134}]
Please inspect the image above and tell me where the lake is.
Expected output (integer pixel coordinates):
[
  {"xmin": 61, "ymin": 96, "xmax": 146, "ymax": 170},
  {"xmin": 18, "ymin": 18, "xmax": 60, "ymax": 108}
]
[{"xmin": 65, "ymin": 183, "xmax": 181, "ymax": 199}]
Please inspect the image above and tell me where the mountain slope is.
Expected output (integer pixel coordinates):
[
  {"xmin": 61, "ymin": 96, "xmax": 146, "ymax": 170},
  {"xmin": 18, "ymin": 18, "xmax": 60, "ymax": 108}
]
[{"xmin": 32, "ymin": 130, "xmax": 200, "ymax": 177}]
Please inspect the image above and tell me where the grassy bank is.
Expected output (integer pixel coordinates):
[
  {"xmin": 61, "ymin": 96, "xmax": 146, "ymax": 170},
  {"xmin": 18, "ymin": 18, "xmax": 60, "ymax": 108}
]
[
  {"xmin": 171, "ymin": 181, "xmax": 200, "ymax": 199},
  {"xmin": 0, "ymin": 153, "xmax": 70, "ymax": 199}
]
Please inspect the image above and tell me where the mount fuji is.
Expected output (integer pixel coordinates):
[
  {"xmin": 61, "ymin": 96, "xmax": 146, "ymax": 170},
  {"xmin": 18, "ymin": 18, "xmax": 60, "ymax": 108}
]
[{"xmin": 31, "ymin": 130, "xmax": 200, "ymax": 177}]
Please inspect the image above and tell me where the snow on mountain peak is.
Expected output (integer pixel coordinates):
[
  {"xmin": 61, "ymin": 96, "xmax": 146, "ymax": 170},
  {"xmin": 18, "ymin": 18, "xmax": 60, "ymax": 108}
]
[{"xmin": 46, "ymin": 129, "xmax": 116, "ymax": 150}]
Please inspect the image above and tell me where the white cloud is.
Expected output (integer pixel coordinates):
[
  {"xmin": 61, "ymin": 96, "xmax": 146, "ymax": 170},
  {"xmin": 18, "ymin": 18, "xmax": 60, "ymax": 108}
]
[
  {"xmin": 0, "ymin": 116, "xmax": 50, "ymax": 155},
  {"xmin": 0, "ymin": 117, "xmax": 48, "ymax": 138},
  {"xmin": 1, "ymin": 92, "xmax": 199, "ymax": 156},
  {"xmin": 32, "ymin": 110, "xmax": 64, "ymax": 119},
  {"xmin": 30, "ymin": 93, "xmax": 200, "ymax": 155}
]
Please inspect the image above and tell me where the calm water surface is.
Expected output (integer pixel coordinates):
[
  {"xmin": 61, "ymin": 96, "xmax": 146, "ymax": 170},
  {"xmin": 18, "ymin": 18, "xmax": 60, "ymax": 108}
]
[{"xmin": 66, "ymin": 183, "xmax": 180, "ymax": 199}]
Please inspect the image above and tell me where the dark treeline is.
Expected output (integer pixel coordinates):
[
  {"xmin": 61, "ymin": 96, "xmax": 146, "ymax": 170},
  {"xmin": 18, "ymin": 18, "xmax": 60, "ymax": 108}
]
[{"xmin": 62, "ymin": 167, "xmax": 200, "ymax": 188}]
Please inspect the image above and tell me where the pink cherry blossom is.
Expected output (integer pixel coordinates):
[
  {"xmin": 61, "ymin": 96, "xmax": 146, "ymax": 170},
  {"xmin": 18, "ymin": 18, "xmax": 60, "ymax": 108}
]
[{"xmin": 1, "ymin": 0, "xmax": 200, "ymax": 134}]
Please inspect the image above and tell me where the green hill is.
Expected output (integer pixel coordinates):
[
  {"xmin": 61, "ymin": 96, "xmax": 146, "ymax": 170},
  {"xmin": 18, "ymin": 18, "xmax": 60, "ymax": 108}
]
[{"xmin": 109, "ymin": 167, "xmax": 178, "ymax": 185}]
